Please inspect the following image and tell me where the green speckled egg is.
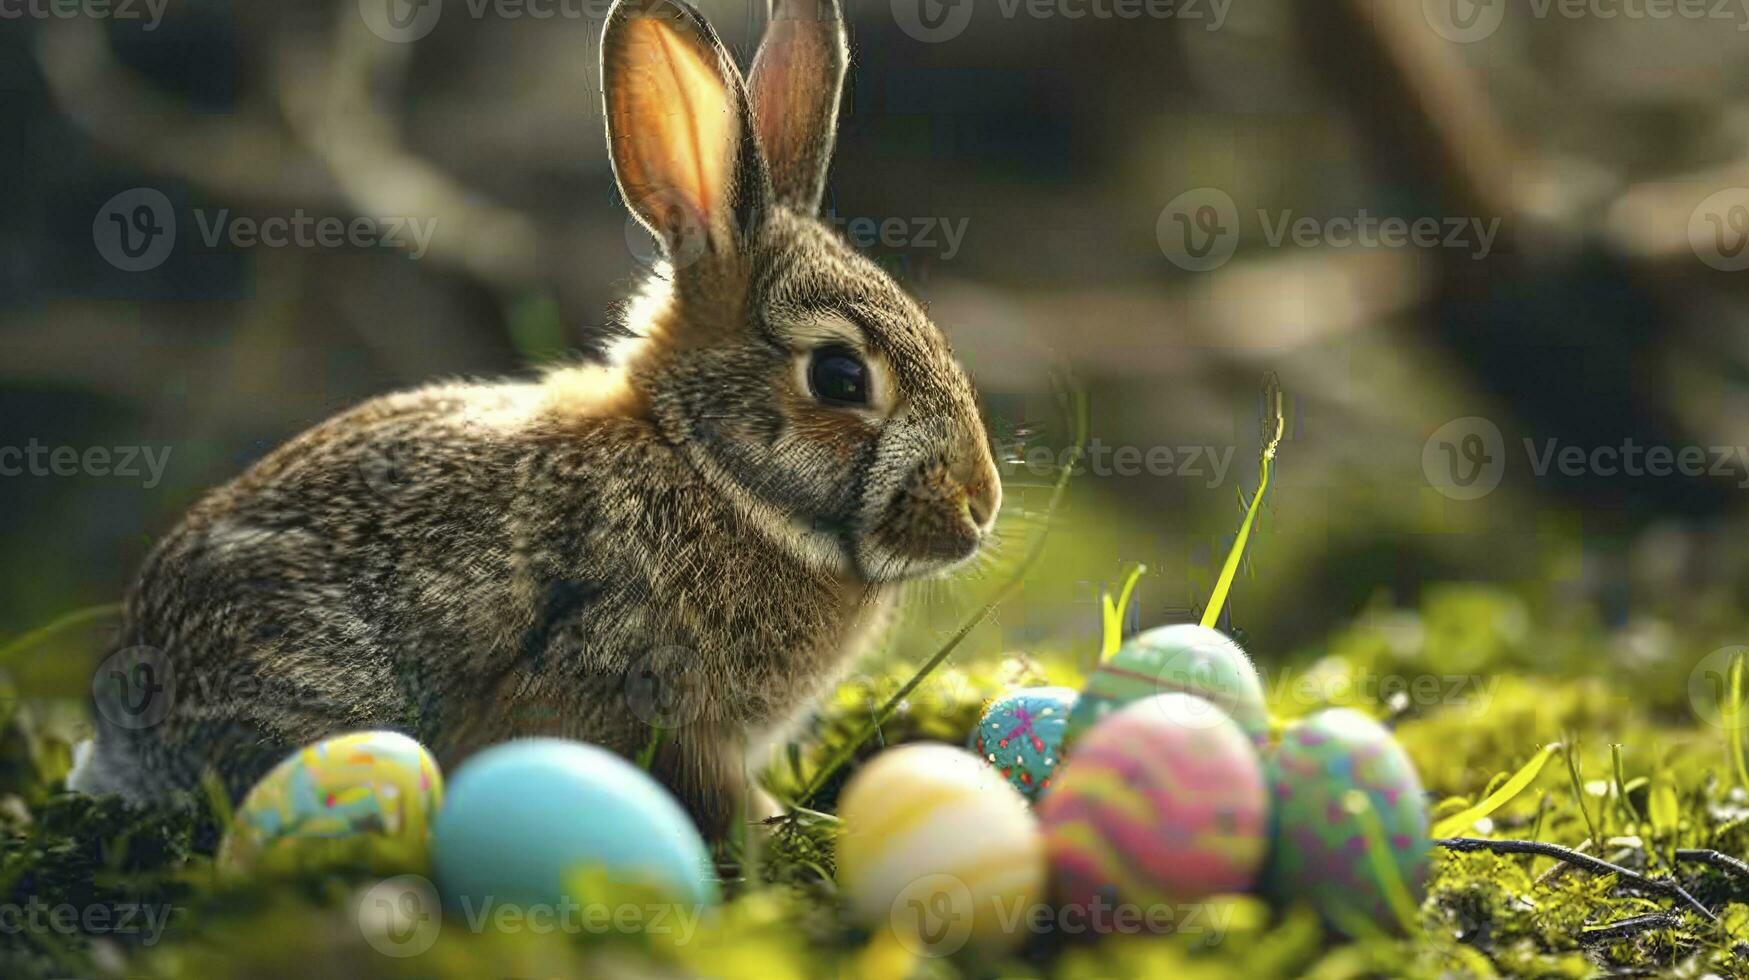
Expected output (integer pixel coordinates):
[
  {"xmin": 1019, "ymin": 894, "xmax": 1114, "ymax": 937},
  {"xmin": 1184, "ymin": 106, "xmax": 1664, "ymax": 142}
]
[
  {"xmin": 1065, "ymin": 625, "xmax": 1269, "ymax": 747},
  {"xmin": 1263, "ymin": 709, "xmax": 1430, "ymax": 932}
]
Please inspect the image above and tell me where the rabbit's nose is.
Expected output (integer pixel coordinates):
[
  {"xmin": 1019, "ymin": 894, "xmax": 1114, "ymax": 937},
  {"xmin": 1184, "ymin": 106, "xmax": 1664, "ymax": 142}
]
[{"xmin": 964, "ymin": 477, "xmax": 1000, "ymax": 533}]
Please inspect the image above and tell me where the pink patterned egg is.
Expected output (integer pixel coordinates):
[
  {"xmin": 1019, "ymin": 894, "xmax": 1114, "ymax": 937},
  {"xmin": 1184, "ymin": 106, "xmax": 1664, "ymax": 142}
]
[{"xmin": 1039, "ymin": 693, "xmax": 1267, "ymax": 917}]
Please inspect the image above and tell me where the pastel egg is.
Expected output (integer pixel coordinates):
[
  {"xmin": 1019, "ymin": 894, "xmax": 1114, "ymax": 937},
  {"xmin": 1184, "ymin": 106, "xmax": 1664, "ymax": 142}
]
[
  {"xmin": 1264, "ymin": 708, "xmax": 1430, "ymax": 932},
  {"xmin": 837, "ymin": 743, "xmax": 1044, "ymax": 956},
  {"xmin": 969, "ymin": 686, "xmax": 1078, "ymax": 799},
  {"xmin": 1040, "ymin": 693, "xmax": 1268, "ymax": 914},
  {"xmin": 434, "ymin": 739, "xmax": 717, "ymax": 910},
  {"xmin": 218, "ymin": 730, "xmax": 443, "ymax": 873},
  {"xmin": 1065, "ymin": 624, "xmax": 1269, "ymax": 746}
]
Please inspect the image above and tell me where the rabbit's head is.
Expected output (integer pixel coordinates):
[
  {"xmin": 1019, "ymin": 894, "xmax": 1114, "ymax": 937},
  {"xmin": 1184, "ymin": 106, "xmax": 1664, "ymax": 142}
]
[{"xmin": 598, "ymin": 0, "xmax": 1001, "ymax": 583}]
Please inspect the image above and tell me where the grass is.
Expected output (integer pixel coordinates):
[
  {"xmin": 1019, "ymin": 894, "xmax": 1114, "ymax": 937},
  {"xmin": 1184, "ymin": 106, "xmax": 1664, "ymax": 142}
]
[{"xmin": 6, "ymin": 585, "xmax": 1749, "ymax": 977}]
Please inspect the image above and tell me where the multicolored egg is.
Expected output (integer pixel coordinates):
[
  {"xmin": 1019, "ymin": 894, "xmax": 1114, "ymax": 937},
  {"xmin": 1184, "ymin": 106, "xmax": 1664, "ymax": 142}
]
[
  {"xmin": 433, "ymin": 739, "xmax": 717, "ymax": 909},
  {"xmin": 1264, "ymin": 708, "xmax": 1430, "ymax": 932},
  {"xmin": 1065, "ymin": 625, "xmax": 1270, "ymax": 747},
  {"xmin": 837, "ymin": 743, "xmax": 1044, "ymax": 956},
  {"xmin": 1040, "ymin": 693, "xmax": 1268, "ymax": 916},
  {"xmin": 218, "ymin": 730, "xmax": 443, "ymax": 873},
  {"xmin": 970, "ymin": 686, "xmax": 1077, "ymax": 799}
]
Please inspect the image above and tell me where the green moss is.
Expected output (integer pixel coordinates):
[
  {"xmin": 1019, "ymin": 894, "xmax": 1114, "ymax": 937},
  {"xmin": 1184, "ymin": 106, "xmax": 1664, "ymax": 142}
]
[{"xmin": 8, "ymin": 584, "xmax": 1749, "ymax": 977}]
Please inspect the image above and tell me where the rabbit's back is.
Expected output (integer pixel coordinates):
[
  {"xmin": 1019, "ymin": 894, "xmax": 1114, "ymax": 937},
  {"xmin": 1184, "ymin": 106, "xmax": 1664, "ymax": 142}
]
[{"xmin": 80, "ymin": 379, "xmax": 889, "ymax": 817}]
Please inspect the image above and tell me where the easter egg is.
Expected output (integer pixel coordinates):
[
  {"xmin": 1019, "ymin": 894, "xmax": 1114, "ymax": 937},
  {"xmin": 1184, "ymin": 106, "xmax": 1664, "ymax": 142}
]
[
  {"xmin": 970, "ymin": 686, "xmax": 1078, "ymax": 799},
  {"xmin": 1264, "ymin": 708, "xmax": 1430, "ymax": 932},
  {"xmin": 837, "ymin": 743, "xmax": 1044, "ymax": 956},
  {"xmin": 218, "ymin": 730, "xmax": 443, "ymax": 873},
  {"xmin": 433, "ymin": 739, "xmax": 716, "ymax": 910},
  {"xmin": 1040, "ymin": 693, "xmax": 1268, "ymax": 916},
  {"xmin": 1065, "ymin": 624, "xmax": 1269, "ymax": 745}
]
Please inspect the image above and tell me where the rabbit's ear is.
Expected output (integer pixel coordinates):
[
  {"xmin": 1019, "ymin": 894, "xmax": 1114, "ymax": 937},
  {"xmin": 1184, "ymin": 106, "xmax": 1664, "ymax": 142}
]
[
  {"xmin": 602, "ymin": 0, "xmax": 770, "ymax": 257},
  {"xmin": 748, "ymin": 0, "xmax": 848, "ymax": 215}
]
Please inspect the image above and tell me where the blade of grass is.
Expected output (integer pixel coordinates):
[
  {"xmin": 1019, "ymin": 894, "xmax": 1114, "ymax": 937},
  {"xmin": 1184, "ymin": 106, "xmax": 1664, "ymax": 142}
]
[
  {"xmin": 1430, "ymin": 742, "xmax": 1562, "ymax": 840},
  {"xmin": 1729, "ymin": 653, "xmax": 1749, "ymax": 790},
  {"xmin": 0, "ymin": 602, "xmax": 125, "ymax": 665},
  {"xmin": 1346, "ymin": 789, "xmax": 1420, "ymax": 934},
  {"xmin": 1565, "ymin": 742, "xmax": 1602, "ymax": 850},
  {"xmin": 1201, "ymin": 374, "xmax": 1284, "ymax": 630},
  {"xmin": 1100, "ymin": 564, "xmax": 1148, "ymax": 659}
]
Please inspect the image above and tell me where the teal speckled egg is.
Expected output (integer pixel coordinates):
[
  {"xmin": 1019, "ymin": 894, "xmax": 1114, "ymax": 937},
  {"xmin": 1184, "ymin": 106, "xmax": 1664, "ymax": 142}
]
[
  {"xmin": 433, "ymin": 740, "xmax": 718, "ymax": 911},
  {"xmin": 1264, "ymin": 709, "xmax": 1430, "ymax": 932},
  {"xmin": 970, "ymin": 686, "xmax": 1078, "ymax": 799},
  {"xmin": 1065, "ymin": 625, "xmax": 1269, "ymax": 747}
]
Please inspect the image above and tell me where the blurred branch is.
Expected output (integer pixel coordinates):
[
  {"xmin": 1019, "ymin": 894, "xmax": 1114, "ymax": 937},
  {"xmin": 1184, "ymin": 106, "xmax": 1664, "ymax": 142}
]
[
  {"xmin": 274, "ymin": 7, "xmax": 550, "ymax": 290},
  {"xmin": 35, "ymin": 18, "xmax": 339, "ymax": 207}
]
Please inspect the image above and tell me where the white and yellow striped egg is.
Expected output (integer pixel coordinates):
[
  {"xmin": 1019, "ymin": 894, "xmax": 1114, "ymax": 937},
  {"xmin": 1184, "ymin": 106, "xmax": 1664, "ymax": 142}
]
[{"xmin": 837, "ymin": 743, "xmax": 1044, "ymax": 956}]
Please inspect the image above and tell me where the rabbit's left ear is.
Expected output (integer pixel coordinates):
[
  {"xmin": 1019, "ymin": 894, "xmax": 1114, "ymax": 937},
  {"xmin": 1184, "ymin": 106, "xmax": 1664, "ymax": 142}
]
[{"xmin": 748, "ymin": 0, "xmax": 848, "ymax": 215}]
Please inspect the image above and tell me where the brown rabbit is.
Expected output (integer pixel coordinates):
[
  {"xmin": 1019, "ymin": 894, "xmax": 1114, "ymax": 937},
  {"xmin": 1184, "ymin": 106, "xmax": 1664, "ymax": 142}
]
[{"xmin": 68, "ymin": 0, "xmax": 1001, "ymax": 839}]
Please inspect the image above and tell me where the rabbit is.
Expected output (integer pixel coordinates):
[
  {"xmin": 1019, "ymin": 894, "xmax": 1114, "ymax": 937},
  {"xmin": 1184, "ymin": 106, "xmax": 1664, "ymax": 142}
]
[{"xmin": 67, "ymin": 0, "xmax": 1003, "ymax": 840}]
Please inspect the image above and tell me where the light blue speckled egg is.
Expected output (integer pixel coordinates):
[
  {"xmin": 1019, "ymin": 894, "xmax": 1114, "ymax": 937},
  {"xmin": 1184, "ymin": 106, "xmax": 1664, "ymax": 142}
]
[
  {"xmin": 433, "ymin": 739, "xmax": 718, "ymax": 910},
  {"xmin": 970, "ymin": 686, "xmax": 1078, "ymax": 799}
]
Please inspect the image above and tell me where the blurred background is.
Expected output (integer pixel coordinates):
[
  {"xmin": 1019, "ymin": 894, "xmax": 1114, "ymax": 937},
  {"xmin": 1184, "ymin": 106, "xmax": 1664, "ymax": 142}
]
[{"xmin": 6, "ymin": 0, "xmax": 1749, "ymax": 690}]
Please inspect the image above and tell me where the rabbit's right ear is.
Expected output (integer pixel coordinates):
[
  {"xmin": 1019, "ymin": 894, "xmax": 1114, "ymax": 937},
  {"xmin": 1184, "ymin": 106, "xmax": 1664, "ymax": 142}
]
[
  {"xmin": 602, "ymin": 0, "xmax": 771, "ymax": 259},
  {"xmin": 748, "ymin": 0, "xmax": 848, "ymax": 215}
]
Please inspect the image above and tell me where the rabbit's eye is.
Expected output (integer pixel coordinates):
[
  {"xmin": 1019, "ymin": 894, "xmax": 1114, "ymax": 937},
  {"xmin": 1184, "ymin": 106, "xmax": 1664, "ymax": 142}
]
[{"xmin": 807, "ymin": 346, "xmax": 870, "ymax": 407}]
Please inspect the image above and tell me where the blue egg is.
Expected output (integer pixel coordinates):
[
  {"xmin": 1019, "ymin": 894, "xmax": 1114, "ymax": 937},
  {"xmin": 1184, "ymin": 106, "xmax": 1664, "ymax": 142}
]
[
  {"xmin": 969, "ymin": 686, "xmax": 1078, "ymax": 799},
  {"xmin": 433, "ymin": 739, "xmax": 718, "ymax": 910}
]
